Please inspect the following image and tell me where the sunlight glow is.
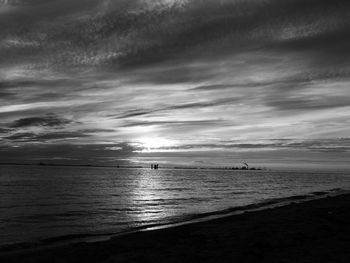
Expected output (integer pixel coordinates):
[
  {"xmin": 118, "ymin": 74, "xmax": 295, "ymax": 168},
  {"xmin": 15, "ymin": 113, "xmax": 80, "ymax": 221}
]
[{"xmin": 138, "ymin": 137, "xmax": 175, "ymax": 152}]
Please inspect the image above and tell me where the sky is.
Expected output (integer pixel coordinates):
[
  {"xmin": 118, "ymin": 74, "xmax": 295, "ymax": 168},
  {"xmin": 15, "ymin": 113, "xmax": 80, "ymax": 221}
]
[{"xmin": 0, "ymin": 0, "xmax": 350, "ymax": 169}]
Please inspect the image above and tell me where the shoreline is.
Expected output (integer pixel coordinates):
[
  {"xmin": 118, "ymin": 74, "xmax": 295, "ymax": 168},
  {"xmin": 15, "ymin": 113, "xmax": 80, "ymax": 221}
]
[{"xmin": 2, "ymin": 189, "xmax": 350, "ymax": 262}]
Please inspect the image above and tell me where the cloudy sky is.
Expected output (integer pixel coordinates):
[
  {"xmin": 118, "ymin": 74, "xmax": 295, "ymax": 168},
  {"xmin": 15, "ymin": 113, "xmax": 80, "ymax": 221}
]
[{"xmin": 1, "ymin": 0, "xmax": 350, "ymax": 169}]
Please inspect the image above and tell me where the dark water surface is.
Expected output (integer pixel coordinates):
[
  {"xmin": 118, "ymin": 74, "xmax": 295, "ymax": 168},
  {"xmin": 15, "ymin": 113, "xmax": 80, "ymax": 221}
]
[{"xmin": 1, "ymin": 165, "xmax": 350, "ymax": 247}]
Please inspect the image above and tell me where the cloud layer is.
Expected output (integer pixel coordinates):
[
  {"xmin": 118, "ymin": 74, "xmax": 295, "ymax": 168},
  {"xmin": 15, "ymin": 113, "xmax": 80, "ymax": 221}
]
[{"xmin": 1, "ymin": 0, "xmax": 350, "ymax": 168}]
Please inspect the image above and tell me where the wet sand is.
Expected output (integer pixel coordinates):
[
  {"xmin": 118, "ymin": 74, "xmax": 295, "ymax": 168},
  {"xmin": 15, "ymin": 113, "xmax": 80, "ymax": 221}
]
[{"xmin": 1, "ymin": 193, "xmax": 350, "ymax": 263}]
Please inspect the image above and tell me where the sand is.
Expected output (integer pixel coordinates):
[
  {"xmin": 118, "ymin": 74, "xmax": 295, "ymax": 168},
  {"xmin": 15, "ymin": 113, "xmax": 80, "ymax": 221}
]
[{"xmin": 1, "ymin": 193, "xmax": 350, "ymax": 263}]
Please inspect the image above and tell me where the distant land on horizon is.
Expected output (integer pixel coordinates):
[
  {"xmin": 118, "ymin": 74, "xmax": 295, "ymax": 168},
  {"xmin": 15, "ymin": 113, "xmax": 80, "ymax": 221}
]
[{"xmin": 0, "ymin": 162, "xmax": 265, "ymax": 171}]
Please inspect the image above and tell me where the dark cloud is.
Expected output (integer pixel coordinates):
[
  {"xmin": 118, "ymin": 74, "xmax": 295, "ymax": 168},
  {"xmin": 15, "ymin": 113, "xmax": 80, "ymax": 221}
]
[
  {"xmin": 10, "ymin": 114, "xmax": 73, "ymax": 128},
  {"xmin": 115, "ymin": 97, "xmax": 242, "ymax": 119},
  {"xmin": 169, "ymin": 97, "xmax": 241, "ymax": 110},
  {"xmin": 0, "ymin": 78, "xmax": 79, "ymax": 91},
  {"xmin": 4, "ymin": 131, "xmax": 89, "ymax": 142},
  {"xmin": 0, "ymin": 91, "xmax": 16, "ymax": 99},
  {"xmin": 0, "ymin": 127, "xmax": 13, "ymax": 134},
  {"xmin": 1, "ymin": 0, "xmax": 349, "ymax": 71},
  {"xmin": 153, "ymin": 138, "xmax": 350, "ymax": 153},
  {"xmin": 4, "ymin": 132, "xmax": 35, "ymax": 141},
  {"xmin": 112, "ymin": 0, "xmax": 350, "ymax": 70},
  {"xmin": 155, "ymin": 141, "xmax": 285, "ymax": 151},
  {"xmin": 285, "ymin": 139, "xmax": 350, "ymax": 153},
  {"xmin": 0, "ymin": 0, "xmax": 48, "ymax": 6},
  {"xmin": 0, "ymin": 143, "xmax": 139, "ymax": 165},
  {"xmin": 122, "ymin": 119, "xmax": 225, "ymax": 128},
  {"xmin": 2, "ymin": 127, "xmax": 119, "ymax": 143},
  {"xmin": 266, "ymin": 96, "xmax": 350, "ymax": 111},
  {"xmin": 79, "ymin": 128, "xmax": 116, "ymax": 134},
  {"xmin": 124, "ymin": 64, "xmax": 219, "ymax": 85},
  {"xmin": 116, "ymin": 109, "xmax": 154, "ymax": 119},
  {"xmin": 191, "ymin": 84, "xmax": 239, "ymax": 91},
  {"xmin": 0, "ymin": 78, "xmax": 80, "ymax": 106},
  {"xmin": 34, "ymin": 131, "xmax": 89, "ymax": 141},
  {"xmin": 0, "ymin": 79, "xmax": 38, "ymax": 89},
  {"xmin": 190, "ymin": 69, "xmax": 350, "ymax": 91}
]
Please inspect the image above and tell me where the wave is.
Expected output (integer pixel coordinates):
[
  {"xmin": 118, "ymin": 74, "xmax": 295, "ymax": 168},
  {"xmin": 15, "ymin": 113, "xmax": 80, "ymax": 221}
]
[{"xmin": 1, "ymin": 187, "xmax": 349, "ymax": 255}]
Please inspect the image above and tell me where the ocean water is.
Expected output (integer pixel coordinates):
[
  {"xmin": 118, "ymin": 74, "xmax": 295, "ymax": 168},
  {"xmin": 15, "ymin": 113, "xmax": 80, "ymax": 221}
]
[{"xmin": 0, "ymin": 165, "xmax": 350, "ymax": 248}]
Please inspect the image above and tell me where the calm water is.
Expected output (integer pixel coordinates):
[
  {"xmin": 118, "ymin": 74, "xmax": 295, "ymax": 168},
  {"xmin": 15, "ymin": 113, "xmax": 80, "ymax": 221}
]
[{"xmin": 1, "ymin": 165, "xmax": 350, "ymax": 247}]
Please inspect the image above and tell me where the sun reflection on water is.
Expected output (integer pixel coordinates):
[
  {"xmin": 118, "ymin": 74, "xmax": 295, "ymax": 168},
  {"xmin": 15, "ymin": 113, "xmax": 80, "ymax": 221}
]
[{"xmin": 129, "ymin": 169, "xmax": 173, "ymax": 225}]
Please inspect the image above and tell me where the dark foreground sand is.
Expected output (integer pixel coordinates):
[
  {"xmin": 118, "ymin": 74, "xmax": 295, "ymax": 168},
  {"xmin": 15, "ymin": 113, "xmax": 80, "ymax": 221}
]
[{"xmin": 1, "ymin": 194, "xmax": 350, "ymax": 263}]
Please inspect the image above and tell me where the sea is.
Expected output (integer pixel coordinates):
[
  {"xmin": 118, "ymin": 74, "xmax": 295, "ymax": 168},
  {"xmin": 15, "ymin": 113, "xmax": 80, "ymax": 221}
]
[{"xmin": 1, "ymin": 165, "xmax": 350, "ymax": 250}]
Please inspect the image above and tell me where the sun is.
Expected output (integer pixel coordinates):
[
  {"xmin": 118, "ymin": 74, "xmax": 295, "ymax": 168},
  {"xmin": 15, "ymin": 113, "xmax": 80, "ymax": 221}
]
[{"xmin": 138, "ymin": 137, "xmax": 174, "ymax": 152}]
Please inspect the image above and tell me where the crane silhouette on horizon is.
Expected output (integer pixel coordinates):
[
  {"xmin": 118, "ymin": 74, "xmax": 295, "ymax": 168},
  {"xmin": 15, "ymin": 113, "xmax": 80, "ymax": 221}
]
[{"xmin": 243, "ymin": 162, "xmax": 249, "ymax": 170}]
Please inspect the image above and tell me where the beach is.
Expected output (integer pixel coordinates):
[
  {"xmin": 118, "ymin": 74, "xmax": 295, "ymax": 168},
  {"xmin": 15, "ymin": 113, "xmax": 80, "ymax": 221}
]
[
  {"xmin": 2, "ymin": 0, "xmax": 350, "ymax": 262},
  {"xmin": 1, "ymin": 193, "xmax": 350, "ymax": 263}
]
